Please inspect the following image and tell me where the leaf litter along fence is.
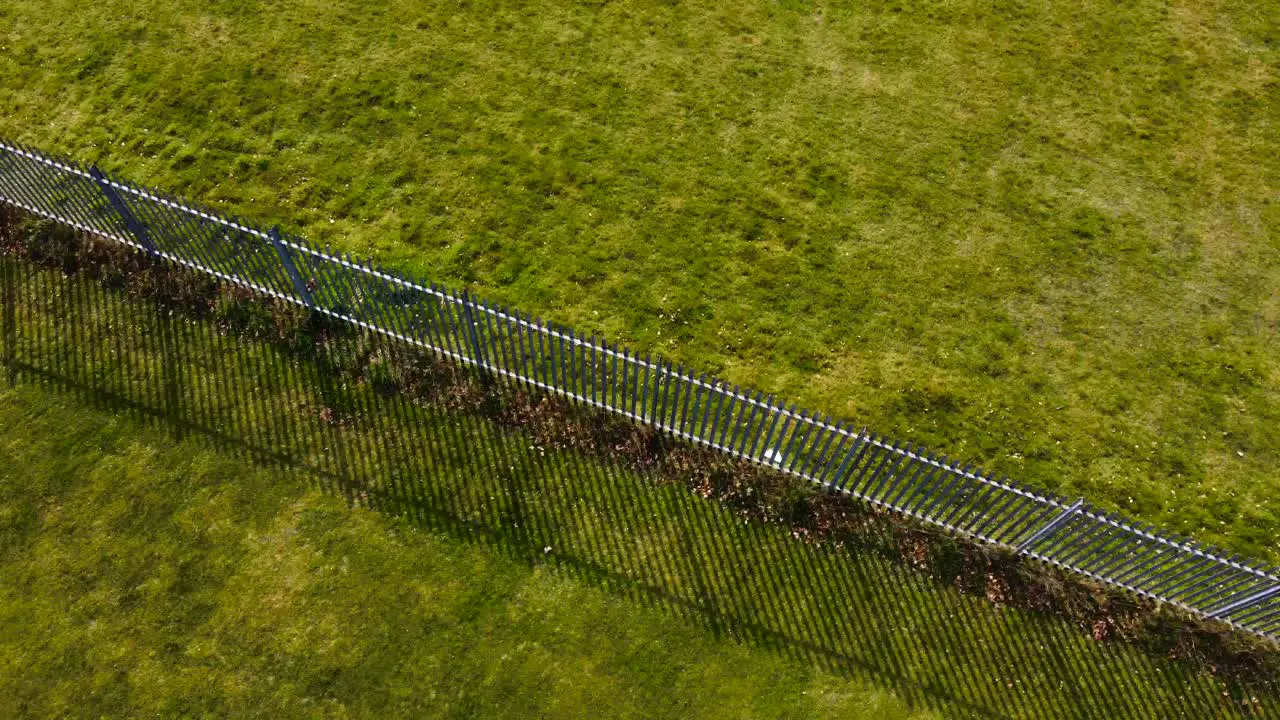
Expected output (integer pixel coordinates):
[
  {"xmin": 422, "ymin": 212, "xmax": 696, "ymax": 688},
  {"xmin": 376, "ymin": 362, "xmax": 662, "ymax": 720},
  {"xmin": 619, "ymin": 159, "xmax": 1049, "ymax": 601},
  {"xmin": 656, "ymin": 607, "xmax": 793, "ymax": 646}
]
[{"xmin": 1, "ymin": 139, "xmax": 1278, "ymax": 643}]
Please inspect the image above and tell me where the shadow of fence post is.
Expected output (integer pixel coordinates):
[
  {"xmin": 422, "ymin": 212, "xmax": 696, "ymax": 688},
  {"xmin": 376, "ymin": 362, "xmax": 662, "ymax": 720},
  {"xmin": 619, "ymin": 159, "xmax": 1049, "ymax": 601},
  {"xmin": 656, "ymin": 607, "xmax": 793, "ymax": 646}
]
[
  {"xmin": 3, "ymin": 251, "xmax": 14, "ymax": 387},
  {"xmin": 157, "ymin": 304, "xmax": 184, "ymax": 442}
]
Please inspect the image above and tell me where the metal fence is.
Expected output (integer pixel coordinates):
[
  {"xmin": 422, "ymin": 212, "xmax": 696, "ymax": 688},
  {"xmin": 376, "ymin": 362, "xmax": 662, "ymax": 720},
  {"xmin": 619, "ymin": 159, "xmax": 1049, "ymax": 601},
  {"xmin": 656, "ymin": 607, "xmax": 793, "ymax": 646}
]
[{"xmin": 1, "ymin": 138, "xmax": 1277, "ymax": 642}]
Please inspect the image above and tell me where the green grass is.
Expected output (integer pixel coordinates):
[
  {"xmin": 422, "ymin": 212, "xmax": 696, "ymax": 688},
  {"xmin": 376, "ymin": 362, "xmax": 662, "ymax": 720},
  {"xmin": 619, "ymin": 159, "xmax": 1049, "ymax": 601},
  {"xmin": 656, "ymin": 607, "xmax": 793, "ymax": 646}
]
[
  {"xmin": 1, "ymin": 3, "xmax": 1278, "ymax": 559},
  {"xmin": 0, "ymin": 385, "xmax": 932, "ymax": 719},
  {"xmin": 0, "ymin": 260, "xmax": 1273, "ymax": 718},
  {"xmin": 1, "ymin": 267, "xmax": 936, "ymax": 718}
]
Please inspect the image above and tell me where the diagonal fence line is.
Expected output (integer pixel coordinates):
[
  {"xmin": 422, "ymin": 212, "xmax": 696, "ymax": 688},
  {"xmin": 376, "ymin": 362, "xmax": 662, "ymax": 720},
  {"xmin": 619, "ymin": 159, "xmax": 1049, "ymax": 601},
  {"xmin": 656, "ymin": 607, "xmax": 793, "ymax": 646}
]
[{"xmin": 1, "ymin": 139, "xmax": 1277, "ymax": 642}]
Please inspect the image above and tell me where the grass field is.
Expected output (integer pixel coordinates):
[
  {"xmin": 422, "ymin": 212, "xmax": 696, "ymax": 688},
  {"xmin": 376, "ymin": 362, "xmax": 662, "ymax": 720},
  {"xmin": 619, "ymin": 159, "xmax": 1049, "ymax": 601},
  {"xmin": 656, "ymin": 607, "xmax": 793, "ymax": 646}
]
[
  {"xmin": 0, "ymin": 388, "xmax": 933, "ymax": 720},
  {"xmin": 4, "ymin": 0, "xmax": 1276, "ymax": 561},
  {"xmin": 1, "ymin": 260, "xmax": 1271, "ymax": 718},
  {"xmin": 2, "ymin": 262, "xmax": 933, "ymax": 719}
]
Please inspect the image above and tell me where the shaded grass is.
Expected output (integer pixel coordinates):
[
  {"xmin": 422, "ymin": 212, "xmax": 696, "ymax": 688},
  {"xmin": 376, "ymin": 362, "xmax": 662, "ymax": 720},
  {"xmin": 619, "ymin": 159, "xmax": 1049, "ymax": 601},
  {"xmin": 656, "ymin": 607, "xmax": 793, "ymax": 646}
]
[
  {"xmin": 0, "ymin": 386, "xmax": 934, "ymax": 719},
  {"xmin": 2, "ymin": 0, "xmax": 1277, "ymax": 562},
  {"xmin": 0, "ymin": 259, "xmax": 1275, "ymax": 717},
  {"xmin": 0, "ymin": 284, "xmax": 931, "ymax": 719},
  {"xmin": 6, "ymin": 214, "xmax": 1276, "ymax": 680}
]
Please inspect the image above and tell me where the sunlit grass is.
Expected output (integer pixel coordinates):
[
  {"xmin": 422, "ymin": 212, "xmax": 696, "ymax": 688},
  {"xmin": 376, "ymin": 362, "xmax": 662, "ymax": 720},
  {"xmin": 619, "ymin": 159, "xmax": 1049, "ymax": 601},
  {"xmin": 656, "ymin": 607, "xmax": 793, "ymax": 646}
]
[{"xmin": 1, "ymin": 1, "xmax": 1277, "ymax": 559}]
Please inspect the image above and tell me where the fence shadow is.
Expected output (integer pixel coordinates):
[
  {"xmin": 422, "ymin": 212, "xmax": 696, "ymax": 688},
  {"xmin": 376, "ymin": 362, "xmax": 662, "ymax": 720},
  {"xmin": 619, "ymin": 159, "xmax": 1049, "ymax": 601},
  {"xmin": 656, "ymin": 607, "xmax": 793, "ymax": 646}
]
[{"xmin": 4, "ymin": 258, "xmax": 1275, "ymax": 719}]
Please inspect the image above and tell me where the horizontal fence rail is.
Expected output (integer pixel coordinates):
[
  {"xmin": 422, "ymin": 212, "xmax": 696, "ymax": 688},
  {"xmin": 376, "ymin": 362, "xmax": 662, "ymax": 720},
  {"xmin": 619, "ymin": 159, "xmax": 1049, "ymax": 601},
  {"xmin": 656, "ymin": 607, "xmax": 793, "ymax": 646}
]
[{"xmin": 1, "ymin": 139, "xmax": 1277, "ymax": 642}]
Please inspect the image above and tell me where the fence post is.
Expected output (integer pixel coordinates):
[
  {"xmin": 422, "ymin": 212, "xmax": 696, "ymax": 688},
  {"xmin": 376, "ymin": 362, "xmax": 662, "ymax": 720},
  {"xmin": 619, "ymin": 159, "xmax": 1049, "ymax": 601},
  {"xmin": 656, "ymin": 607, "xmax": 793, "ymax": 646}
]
[
  {"xmin": 268, "ymin": 226, "xmax": 315, "ymax": 308},
  {"xmin": 88, "ymin": 166, "xmax": 158, "ymax": 254},
  {"xmin": 1208, "ymin": 583, "xmax": 1280, "ymax": 620},
  {"xmin": 1015, "ymin": 499, "xmax": 1084, "ymax": 553}
]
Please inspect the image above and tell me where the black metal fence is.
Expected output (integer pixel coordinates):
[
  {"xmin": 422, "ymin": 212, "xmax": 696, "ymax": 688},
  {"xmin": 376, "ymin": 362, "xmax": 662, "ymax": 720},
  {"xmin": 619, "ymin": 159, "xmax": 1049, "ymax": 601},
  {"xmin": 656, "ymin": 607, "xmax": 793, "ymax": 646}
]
[{"xmin": 1, "ymin": 138, "xmax": 1277, "ymax": 642}]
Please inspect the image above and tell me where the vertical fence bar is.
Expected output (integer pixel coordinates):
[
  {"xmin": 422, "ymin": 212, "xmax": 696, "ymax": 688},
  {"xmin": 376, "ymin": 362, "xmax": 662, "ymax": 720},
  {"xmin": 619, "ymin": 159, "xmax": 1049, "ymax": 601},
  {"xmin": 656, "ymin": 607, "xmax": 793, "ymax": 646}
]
[
  {"xmin": 46, "ymin": 170, "xmax": 100, "ymax": 235},
  {"xmin": 937, "ymin": 466, "xmax": 990, "ymax": 528},
  {"xmin": 508, "ymin": 311, "xmax": 526, "ymax": 385},
  {"xmin": 116, "ymin": 182, "xmax": 177, "ymax": 256},
  {"xmin": 557, "ymin": 327, "xmax": 568, "ymax": 400},
  {"xmin": 715, "ymin": 386, "xmax": 740, "ymax": 449},
  {"xmin": 571, "ymin": 330, "xmax": 584, "ymax": 401},
  {"xmin": 510, "ymin": 309, "xmax": 532, "ymax": 392},
  {"xmin": 651, "ymin": 359, "xmax": 668, "ymax": 427},
  {"xmin": 614, "ymin": 340, "xmax": 624, "ymax": 409},
  {"xmin": 89, "ymin": 166, "xmax": 158, "ymax": 254},
  {"xmin": 574, "ymin": 329, "xmax": 588, "ymax": 401},
  {"xmin": 563, "ymin": 328, "xmax": 575, "ymax": 398},
  {"xmin": 535, "ymin": 315, "xmax": 551, "ymax": 390},
  {"xmin": 620, "ymin": 347, "xmax": 633, "ymax": 417},
  {"xmin": 386, "ymin": 273, "xmax": 420, "ymax": 343},
  {"xmin": 268, "ymin": 227, "xmax": 315, "ymax": 308},
  {"xmin": 663, "ymin": 365, "xmax": 683, "ymax": 432},
  {"xmin": 900, "ymin": 459, "xmax": 955, "ymax": 516},
  {"xmin": 994, "ymin": 500, "xmax": 1058, "ymax": 546},
  {"xmin": 731, "ymin": 392, "xmax": 762, "ymax": 457},
  {"xmin": 849, "ymin": 438, "xmax": 894, "ymax": 496},
  {"xmin": 802, "ymin": 418, "xmax": 842, "ymax": 480},
  {"xmin": 700, "ymin": 382, "xmax": 724, "ymax": 445},
  {"xmin": 687, "ymin": 374, "xmax": 706, "ymax": 439},
  {"xmin": 0, "ymin": 148, "xmax": 57, "ymax": 219},
  {"xmin": 431, "ymin": 284, "xmax": 461, "ymax": 361},
  {"xmin": 638, "ymin": 352, "xmax": 652, "ymax": 422},
  {"xmin": 445, "ymin": 291, "xmax": 469, "ymax": 369},
  {"xmin": 482, "ymin": 302, "xmax": 508, "ymax": 378},
  {"xmin": 932, "ymin": 465, "xmax": 981, "ymax": 524},
  {"xmin": 595, "ymin": 339, "xmax": 607, "ymax": 407},
  {"xmin": 617, "ymin": 350, "xmax": 630, "ymax": 417},
  {"xmin": 526, "ymin": 313, "xmax": 543, "ymax": 390},
  {"xmin": 886, "ymin": 454, "xmax": 932, "ymax": 508},
  {"xmin": 780, "ymin": 410, "xmax": 810, "ymax": 473},
  {"xmin": 504, "ymin": 308, "xmax": 523, "ymax": 382},
  {"xmin": 748, "ymin": 396, "xmax": 777, "ymax": 461},
  {"xmin": 587, "ymin": 336, "xmax": 598, "ymax": 405},
  {"xmin": 968, "ymin": 477, "xmax": 1024, "ymax": 537},
  {"xmin": 759, "ymin": 402, "xmax": 791, "ymax": 465},
  {"xmin": 676, "ymin": 372, "xmax": 697, "ymax": 437},
  {"xmin": 460, "ymin": 291, "xmax": 491, "ymax": 384},
  {"xmin": 868, "ymin": 442, "xmax": 914, "ymax": 499},
  {"xmin": 814, "ymin": 426, "xmax": 852, "ymax": 486},
  {"xmin": 830, "ymin": 431, "xmax": 871, "ymax": 491}
]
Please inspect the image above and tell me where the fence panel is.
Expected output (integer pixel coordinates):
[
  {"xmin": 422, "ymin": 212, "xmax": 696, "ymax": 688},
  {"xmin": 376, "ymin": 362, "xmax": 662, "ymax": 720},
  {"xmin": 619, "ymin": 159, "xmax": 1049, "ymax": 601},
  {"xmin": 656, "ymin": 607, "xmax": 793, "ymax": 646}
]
[{"xmin": 0, "ymin": 138, "xmax": 1276, "ymax": 642}]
